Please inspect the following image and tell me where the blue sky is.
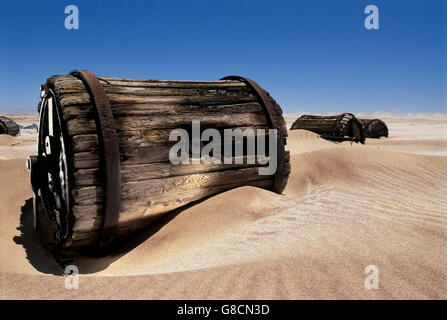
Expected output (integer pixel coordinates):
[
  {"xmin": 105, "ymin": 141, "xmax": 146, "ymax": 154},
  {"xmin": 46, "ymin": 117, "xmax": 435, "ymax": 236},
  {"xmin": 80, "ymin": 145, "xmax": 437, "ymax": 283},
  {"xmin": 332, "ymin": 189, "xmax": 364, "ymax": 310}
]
[{"xmin": 0, "ymin": 0, "xmax": 445, "ymax": 115}]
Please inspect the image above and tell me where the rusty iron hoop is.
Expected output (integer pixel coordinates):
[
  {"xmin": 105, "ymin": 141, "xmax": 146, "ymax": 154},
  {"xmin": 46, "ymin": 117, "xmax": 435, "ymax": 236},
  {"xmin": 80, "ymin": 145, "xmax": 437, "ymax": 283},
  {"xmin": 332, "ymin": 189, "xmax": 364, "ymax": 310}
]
[
  {"xmin": 70, "ymin": 70, "xmax": 121, "ymax": 248},
  {"xmin": 220, "ymin": 75, "xmax": 286, "ymax": 193}
]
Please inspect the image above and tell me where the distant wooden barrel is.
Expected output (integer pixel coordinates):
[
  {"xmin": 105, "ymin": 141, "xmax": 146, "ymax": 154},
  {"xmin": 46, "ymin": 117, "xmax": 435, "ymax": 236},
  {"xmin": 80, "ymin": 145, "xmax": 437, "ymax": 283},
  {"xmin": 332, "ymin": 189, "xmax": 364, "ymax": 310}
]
[
  {"xmin": 27, "ymin": 70, "xmax": 290, "ymax": 250},
  {"xmin": 359, "ymin": 119, "xmax": 388, "ymax": 138},
  {"xmin": 0, "ymin": 116, "xmax": 20, "ymax": 136},
  {"xmin": 290, "ymin": 113, "xmax": 365, "ymax": 144}
]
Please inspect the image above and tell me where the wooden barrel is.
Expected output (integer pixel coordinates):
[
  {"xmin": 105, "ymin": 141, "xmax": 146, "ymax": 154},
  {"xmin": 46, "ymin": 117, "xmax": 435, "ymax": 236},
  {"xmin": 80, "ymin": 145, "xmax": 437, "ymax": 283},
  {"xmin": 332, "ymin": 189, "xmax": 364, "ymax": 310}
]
[
  {"xmin": 359, "ymin": 119, "xmax": 388, "ymax": 138},
  {"xmin": 0, "ymin": 116, "xmax": 20, "ymax": 136},
  {"xmin": 290, "ymin": 113, "xmax": 365, "ymax": 144},
  {"xmin": 27, "ymin": 70, "xmax": 290, "ymax": 250}
]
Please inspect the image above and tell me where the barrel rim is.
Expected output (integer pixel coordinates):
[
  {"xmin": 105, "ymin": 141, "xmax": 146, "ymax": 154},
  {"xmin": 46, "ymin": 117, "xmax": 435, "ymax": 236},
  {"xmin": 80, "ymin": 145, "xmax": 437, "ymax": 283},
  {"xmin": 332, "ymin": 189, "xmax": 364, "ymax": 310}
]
[
  {"xmin": 69, "ymin": 70, "xmax": 122, "ymax": 249},
  {"xmin": 35, "ymin": 88, "xmax": 73, "ymax": 245},
  {"xmin": 220, "ymin": 75, "xmax": 289, "ymax": 193}
]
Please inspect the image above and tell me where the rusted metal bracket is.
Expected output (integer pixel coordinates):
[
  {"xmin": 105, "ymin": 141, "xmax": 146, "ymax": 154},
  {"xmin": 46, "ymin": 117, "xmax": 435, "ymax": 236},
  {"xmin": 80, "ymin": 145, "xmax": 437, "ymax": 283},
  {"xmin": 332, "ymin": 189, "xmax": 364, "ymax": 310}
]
[
  {"xmin": 220, "ymin": 76, "xmax": 286, "ymax": 194},
  {"xmin": 70, "ymin": 70, "xmax": 121, "ymax": 248}
]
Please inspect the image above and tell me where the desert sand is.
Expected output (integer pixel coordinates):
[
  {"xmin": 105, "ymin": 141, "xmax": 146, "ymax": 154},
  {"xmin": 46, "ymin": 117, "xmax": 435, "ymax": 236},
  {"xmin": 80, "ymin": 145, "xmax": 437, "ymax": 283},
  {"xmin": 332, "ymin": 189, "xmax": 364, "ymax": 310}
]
[{"xmin": 0, "ymin": 116, "xmax": 446, "ymax": 299}]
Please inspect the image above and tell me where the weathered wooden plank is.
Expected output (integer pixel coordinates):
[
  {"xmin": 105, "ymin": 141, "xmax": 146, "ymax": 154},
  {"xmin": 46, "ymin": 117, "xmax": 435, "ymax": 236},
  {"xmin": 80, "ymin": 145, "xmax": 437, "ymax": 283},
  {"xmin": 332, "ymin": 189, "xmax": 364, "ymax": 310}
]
[
  {"xmin": 54, "ymin": 81, "xmax": 251, "ymax": 96},
  {"xmin": 61, "ymin": 102, "xmax": 264, "ymax": 120},
  {"xmin": 73, "ymin": 155, "xmax": 268, "ymax": 186},
  {"xmin": 72, "ymin": 166, "xmax": 270, "ymax": 206},
  {"xmin": 71, "ymin": 126, "xmax": 270, "ymax": 168},
  {"xmin": 290, "ymin": 115, "xmax": 339, "ymax": 134},
  {"xmin": 49, "ymin": 75, "xmax": 248, "ymax": 89},
  {"xmin": 58, "ymin": 91, "xmax": 258, "ymax": 107},
  {"xmin": 65, "ymin": 113, "xmax": 268, "ymax": 136},
  {"xmin": 70, "ymin": 125, "xmax": 269, "ymax": 153},
  {"xmin": 73, "ymin": 152, "xmax": 100, "ymax": 169}
]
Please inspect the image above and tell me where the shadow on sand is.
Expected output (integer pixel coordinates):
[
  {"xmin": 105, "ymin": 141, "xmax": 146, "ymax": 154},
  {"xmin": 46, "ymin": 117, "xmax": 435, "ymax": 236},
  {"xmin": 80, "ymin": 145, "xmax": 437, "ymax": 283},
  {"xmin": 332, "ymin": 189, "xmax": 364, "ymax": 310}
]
[
  {"xmin": 13, "ymin": 198, "xmax": 61, "ymax": 274},
  {"xmin": 13, "ymin": 197, "xmax": 194, "ymax": 275}
]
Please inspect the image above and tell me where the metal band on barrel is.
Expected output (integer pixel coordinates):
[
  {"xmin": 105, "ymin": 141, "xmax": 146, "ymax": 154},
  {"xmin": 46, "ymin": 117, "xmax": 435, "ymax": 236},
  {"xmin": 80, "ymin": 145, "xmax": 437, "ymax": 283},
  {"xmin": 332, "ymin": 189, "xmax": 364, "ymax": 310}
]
[
  {"xmin": 220, "ymin": 75, "xmax": 286, "ymax": 193},
  {"xmin": 70, "ymin": 70, "xmax": 121, "ymax": 247}
]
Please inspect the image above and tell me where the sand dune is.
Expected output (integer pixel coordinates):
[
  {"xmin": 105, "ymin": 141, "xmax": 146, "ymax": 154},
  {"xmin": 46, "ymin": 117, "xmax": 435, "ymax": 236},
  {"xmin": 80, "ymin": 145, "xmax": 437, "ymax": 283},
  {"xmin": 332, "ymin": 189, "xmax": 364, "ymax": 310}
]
[
  {"xmin": 0, "ymin": 134, "xmax": 36, "ymax": 160},
  {"xmin": 0, "ymin": 134, "xmax": 21, "ymax": 147},
  {"xmin": 0, "ymin": 119, "xmax": 446, "ymax": 299}
]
